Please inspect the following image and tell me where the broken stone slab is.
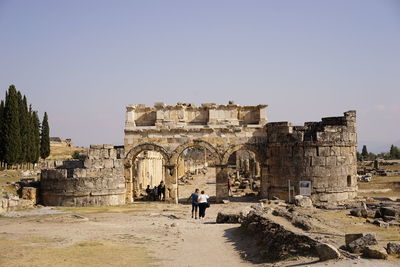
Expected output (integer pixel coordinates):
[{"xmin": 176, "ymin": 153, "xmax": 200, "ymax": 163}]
[
  {"xmin": 316, "ymin": 243, "xmax": 341, "ymax": 261},
  {"xmin": 380, "ymin": 206, "xmax": 399, "ymax": 217},
  {"xmin": 292, "ymin": 215, "xmax": 313, "ymax": 231},
  {"xmin": 382, "ymin": 214, "xmax": 398, "ymax": 221},
  {"xmin": 373, "ymin": 219, "xmax": 389, "ymax": 227},
  {"xmin": 363, "ymin": 245, "xmax": 388, "ymax": 259},
  {"xmin": 350, "ymin": 208, "xmax": 368, "ymax": 218},
  {"xmin": 294, "ymin": 195, "xmax": 313, "ymax": 207},
  {"xmin": 216, "ymin": 212, "xmax": 241, "ymax": 224},
  {"xmin": 388, "ymin": 220, "xmax": 400, "ymax": 227},
  {"xmin": 386, "ymin": 242, "xmax": 400, "ymax": 255},
  {"xmin": 345, "ymin": 233, "xmax": 378, "ymax": 253}
]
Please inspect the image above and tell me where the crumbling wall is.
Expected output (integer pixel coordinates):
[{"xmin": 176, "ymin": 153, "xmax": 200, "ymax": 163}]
[
  {"xmin": 40, "ymin": 145, "xmax": 126, "ymax": 206},
  {"xmin": 266, "ymin": 111, "xmax": 357, "ymax": 202}
]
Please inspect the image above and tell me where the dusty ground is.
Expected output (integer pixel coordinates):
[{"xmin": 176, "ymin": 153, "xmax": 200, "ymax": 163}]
[
  {"xmin": 1, "ymin": 202, "xmax": 399, "ymax": 267},
  {"xmin": 1, "ymin": 164, "xmax": 400, "ymax": 266}
]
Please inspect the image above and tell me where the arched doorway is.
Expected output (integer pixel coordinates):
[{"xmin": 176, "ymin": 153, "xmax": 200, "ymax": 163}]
[
  {"xmin": 170, "ymin": 140, "xmax": 224, "ymax": 203},
  {"xmin": 124, "ymin": 143, "xmax": 170, "ymax": 202},
  {"xmin": 222, "ymin": 144, "xmax": 266, "ymax": 200}
]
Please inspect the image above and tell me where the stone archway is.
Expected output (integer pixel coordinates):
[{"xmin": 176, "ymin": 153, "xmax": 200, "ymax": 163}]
[
  {"xmin": 124, "ymin": 143, "xmax": 171, "ymax": 202},
  {"xmin": 222, "ymin": 144, "xmax": 267, "ymax": 198},
  {"xmin": 170, "ymin": 140, "xmax": 222, "ymax": 165},
  {"xmin": 170, "ymin": 140, "xmax": 225, "ymax": 202},
  {"xmin": 124, "ymin": 103, "xmax": 269, "ymax": 203}
]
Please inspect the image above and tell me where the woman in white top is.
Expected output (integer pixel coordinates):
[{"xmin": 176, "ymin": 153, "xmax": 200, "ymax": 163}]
[{"xmin": 197, "ymin": 190, "xmax": 209, "ymax": 219}]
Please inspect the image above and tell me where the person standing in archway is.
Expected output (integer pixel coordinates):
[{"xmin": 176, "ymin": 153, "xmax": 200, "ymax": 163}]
[
  {"xmin": 227, "ymin": 177, "xmax": 233, "ymax": 197},
  {"xmin": 197, "ymin": 190, "xmax": 209, "ymax": 219},
  {"xmin": 187, "ymin": 188, "xmax": 199, "ymax": 219},
  {"xmin": 157, "ymin": 181, "xmax": 165, "ymax": 201}
]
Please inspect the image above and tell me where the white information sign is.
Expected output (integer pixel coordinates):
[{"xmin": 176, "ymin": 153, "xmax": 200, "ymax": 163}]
[{"xmin": 299, "ymin": 181, "xmax": 311, "ymax": 196}]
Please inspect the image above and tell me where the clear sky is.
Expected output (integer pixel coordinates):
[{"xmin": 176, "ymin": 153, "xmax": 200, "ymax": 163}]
[{"xmin": 0, "ymin": 0, "xmax": 399, "ymax": 152}]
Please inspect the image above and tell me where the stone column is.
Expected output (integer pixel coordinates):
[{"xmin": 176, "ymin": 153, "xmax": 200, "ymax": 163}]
[
  {"xmin": 244, "ymin": 159, "xmax": 250, "ymax": 173},
  {"xmin": 124, "ymin": 162, "xmax": 134, "ymax": 203},
  {"xmin": 164, "ymin": 164, "xmax": 177, "ymax": 204},
  {"xmin": 260, "ymin": 163, "xmax": 269, "ymax": 198},
  {"xmin": 255, "ymin": 162, "xmax": 261, "ymax": 177},
  {"xmin": 216, "ymin": 165, "xmax": 229, "ymax": 203}
]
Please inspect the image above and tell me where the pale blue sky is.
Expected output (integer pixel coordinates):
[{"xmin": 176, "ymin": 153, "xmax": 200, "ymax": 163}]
[{"xmin": 0, "ymin": 0, "xmax": 399, "ymax": 152}]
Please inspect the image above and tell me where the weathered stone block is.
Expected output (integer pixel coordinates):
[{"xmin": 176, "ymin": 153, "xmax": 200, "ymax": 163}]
[
  {"xmin": 386, "ymin": 242, "xmax": 400, "ymax": 255},
  {"xmin": 318, "ymin": 147, "xmax": 330, "ymax": 157},
  {"xmin": 363, "ymin": 245, "xmax": 388, "ymax": 259},
  {"xmin": 21, "ymin": 187, "xmax": 38, "ymax": 204},
  {"xmin": 325, "ymin": 156, "xmax": 336, "ymax": 166},
  {"xmin": 316, "ymin": 243, "xmax": 341, "ymax": 261},
  {"xmin": 103, "ymin": 159, "xmax": 114, "ymax": 169},
  {"xmin": 346, "ymin": 233, "xmax": 377, "ymax": 253}
]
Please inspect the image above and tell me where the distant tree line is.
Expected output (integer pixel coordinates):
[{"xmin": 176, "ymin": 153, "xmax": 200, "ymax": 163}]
[
  {"xmin": 0, "ymin": 85, "xmax": 50, "ymax": 168},
  {"xmin": 357, "ymin": 144, "xmax": 400, "ymax": 161}
]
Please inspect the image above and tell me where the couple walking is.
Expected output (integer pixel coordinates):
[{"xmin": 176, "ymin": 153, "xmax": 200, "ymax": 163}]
[{"xmin": 188, "ymin": 188, "xmax": 209, "ymax": 219}]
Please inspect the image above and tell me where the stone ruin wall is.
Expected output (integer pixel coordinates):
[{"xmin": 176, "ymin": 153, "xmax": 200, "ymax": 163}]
[
  {"xmin": 125, "ymin": 102, "xmax": 267, "ymax": 128},
  {"xmin": 266, "ymin": 111, "xmax": 357, "ymax": 202},
  {"xmin": 40, "ymin": 145, "xmax": 126, "ymax": 206},
  {"xmin": 37, "ymin": 102, "xmax": 358, "ymax": 207},
  {"xmin": 124, "ymin": 102, "xmax": 268, "ymax": 203}
]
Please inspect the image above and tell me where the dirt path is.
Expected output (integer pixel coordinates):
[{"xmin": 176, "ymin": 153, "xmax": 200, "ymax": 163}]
[
  {"xmin": 0, "ymin": 203, "xmax": 252, "ymax": 267},
  {"xmin": 1, "ymin": 203, "xmax": 399, "ymax": 267}
]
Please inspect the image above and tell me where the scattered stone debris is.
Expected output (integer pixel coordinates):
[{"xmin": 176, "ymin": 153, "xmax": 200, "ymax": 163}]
[
  {"xmin": 294, "ymin": 195, "xmax": 313, "ymax": 207},
  {"xmin": 348, "ymin": 202, "xmax": 400, "ymax": 228},
  {"xmin": 386, "ymin": 242, "xmax": 400, "ymax": 255},
  {"xmin": 315, "ymin": 243, "xmax": 341, "ymax": 261},
  {"xmin": 272, "ymin": 207, "xmax": 314, "ymax": 231},
  {"xmin": 363, "ymin": 245, "xmax": 388, "ymax": 259},
  {"xmin": 345, "ymin": 233, "xmax": 378, "ymax": 253},
  {"xmin": 216, "ymin": 212, "xmax": 241, "ymax": 224},
  {"xmin": 241, "ymin": 210, "xmax": 320, "ymax": 261}
]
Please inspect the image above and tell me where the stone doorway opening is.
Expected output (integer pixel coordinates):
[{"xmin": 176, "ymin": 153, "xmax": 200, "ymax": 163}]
[
  {"xmin": 176, "ymin": 146, "xmax": 219, "ymax": 203},
  {"xmin": 132, "ymin": 150, "xmax": 165, "ymax": 201},
  {"xmin": 225, "ymin": 149, "xmax": 262, "ymax": 201}
]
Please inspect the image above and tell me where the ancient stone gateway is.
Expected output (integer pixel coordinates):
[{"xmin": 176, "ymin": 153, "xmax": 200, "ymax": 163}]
[
  {"xmin": 123, "ymin": 103, "xmax": 358, "ymax": 204},
  {"xmin": 39, "ymin": 102, "xmax": 358, "ymax": 206},
  {"xmin": 124, "ymin": 103, "xmax": 268, "ymax": 203}
]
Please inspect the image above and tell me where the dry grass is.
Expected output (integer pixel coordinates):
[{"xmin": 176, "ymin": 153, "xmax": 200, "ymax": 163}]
[
  {"xmin": 358, "ymin": 175, "xmax": 400, "ymax": 198},
  {"xmin": 0, "ymin": 170, "xmax": 24, "ymax": 196},
  {"xmin": 47, "ymin": 146, "xmax": 86, "ymax": 160},
  {"xmin": 314, "ymin": 209, "xmax": 400, "ymax": 242},
  {"xmin": 0, "ymin": 238, "xmax": 155, "ymax": 267}
]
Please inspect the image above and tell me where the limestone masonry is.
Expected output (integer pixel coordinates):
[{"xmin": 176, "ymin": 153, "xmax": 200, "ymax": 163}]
[
  {"xmin": 41, "ymin": 145, "xmax": 126, "ymax": 206},
  {"xmin": 41, "ymin": 102, "xmax": 357, "ymax": 206}
]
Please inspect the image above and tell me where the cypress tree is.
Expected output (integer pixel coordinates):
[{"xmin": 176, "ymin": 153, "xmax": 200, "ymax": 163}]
[
  {"xmin": 32, "ymin": 111, "xmax": 41, "ymax": 163},
  {"xmin": 40, "ymin": 112, "xmax": 50, "ymax": 159},
  {"xmin": 18, "ymin": 93, "xmax": 29, "ymax": 163},
  {"xmin": 0, "ymin": 100, "xmax": 4, "ymax": 163},
  {"xmin": 361, "ymin": 145, "xmax": 368, "ymax": 159},
  {"xmin": 3, "ymin": 85, "xmax": 22, "ymax": 165},
  {"xmin": 26, "ymin": 105, "xmax": 34, "ymax": 164}
]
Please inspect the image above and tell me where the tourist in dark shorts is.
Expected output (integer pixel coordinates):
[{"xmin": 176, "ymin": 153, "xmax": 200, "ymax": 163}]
[{"xmin": 188, "ymin": 188, "xmax": 199, "ymax": 219}]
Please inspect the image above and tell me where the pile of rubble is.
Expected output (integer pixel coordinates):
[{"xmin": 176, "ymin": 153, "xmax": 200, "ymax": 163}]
[
  {"xmin": 350, "ymin": 202, "xmax": 400, "ymax": 227},
  {"xmin": 0, "ymin": 193, "xmax": 34, "ymax": 214},
  {"xmin": 216, "ymin": 198, "xmax": 400, "ymax": 263}
]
